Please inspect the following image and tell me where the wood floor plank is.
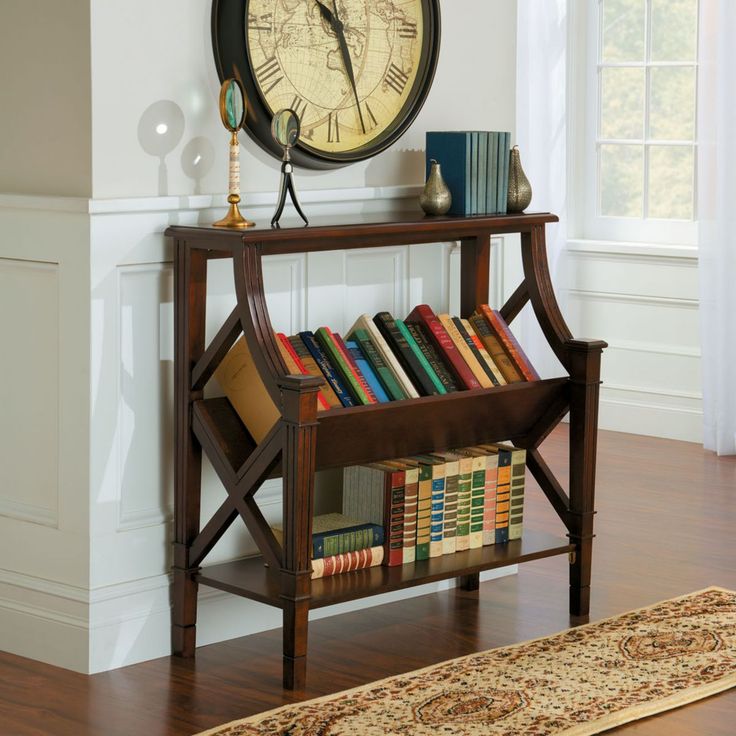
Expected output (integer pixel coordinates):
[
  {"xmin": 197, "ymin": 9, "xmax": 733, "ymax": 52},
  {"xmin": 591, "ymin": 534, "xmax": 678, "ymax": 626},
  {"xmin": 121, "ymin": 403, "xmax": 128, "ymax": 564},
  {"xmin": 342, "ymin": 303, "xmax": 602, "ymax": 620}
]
[{"xmin": 0, "ymin": 426, "xmax": 734, "ymax": 735}]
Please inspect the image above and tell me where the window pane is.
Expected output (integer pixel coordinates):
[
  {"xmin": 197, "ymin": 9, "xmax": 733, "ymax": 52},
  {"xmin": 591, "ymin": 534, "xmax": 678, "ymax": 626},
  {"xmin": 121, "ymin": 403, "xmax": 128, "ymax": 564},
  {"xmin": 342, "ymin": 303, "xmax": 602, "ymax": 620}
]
[
  {"xmin": 649, "ymin": 67, "xmax": 696, "ymax": 140},
  {"xmin": 651, "ymin": 0, "xmax": 698, "ymax": 61},
  {"xmin": 601, "ymin": 67, "xmax": 645, "ymax": 139},
  {"xmin": 602, "ymin": 0, "xmax": 646, "ymax": 61},
  {"xmin": 648, "ymin": 146, "xmax": 694, "ymax": 219},
  {"xmin": 600, "ymin": 144, "xmax": 644, "ymax": 217}
]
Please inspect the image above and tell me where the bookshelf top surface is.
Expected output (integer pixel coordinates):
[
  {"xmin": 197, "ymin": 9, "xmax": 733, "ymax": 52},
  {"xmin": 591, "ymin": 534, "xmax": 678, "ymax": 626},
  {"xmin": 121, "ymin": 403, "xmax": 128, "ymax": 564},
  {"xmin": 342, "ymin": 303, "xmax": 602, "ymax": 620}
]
[{"xmin": 166, "ymin": 211, "xmax": 558, "ymax": 253}]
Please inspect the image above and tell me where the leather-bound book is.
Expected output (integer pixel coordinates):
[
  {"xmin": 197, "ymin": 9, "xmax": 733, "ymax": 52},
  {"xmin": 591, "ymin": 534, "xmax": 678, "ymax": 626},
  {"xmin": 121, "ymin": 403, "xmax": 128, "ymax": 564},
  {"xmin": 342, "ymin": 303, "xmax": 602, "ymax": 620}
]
[{"xmin": 477, "ymin": 305, "xmax": 540, "ymax": 381}]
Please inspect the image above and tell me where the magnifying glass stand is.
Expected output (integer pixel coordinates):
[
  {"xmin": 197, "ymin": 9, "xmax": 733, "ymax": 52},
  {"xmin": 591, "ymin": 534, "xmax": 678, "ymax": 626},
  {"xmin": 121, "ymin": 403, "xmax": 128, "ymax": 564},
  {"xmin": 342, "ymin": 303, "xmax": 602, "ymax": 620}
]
[{"xmin": 272, "ymin": 154, "xmax": 308, "ymax": 227}]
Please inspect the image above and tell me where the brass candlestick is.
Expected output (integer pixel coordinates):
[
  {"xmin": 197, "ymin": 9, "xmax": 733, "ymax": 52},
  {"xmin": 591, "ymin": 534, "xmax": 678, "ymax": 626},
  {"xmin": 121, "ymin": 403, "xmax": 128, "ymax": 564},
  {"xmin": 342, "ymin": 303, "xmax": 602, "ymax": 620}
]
[{"xmin": 213, "ymin": 78, "xmax": 254, "ymax": 229}]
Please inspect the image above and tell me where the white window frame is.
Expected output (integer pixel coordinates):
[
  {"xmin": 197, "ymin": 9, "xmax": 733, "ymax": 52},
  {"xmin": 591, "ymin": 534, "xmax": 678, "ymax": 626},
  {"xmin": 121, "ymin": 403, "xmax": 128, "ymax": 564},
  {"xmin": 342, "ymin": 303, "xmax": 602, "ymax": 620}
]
[{"xmin": 569, "ymin": 0, "xmax": 699, "ymax": 246}]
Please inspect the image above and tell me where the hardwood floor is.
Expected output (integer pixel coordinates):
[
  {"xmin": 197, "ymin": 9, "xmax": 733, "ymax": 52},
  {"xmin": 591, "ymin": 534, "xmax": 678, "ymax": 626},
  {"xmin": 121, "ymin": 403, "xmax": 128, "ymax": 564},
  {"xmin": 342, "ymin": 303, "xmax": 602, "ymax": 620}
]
[{"xmin": 1, "ymin": 426, "xmax": 734, "ymax": 735}]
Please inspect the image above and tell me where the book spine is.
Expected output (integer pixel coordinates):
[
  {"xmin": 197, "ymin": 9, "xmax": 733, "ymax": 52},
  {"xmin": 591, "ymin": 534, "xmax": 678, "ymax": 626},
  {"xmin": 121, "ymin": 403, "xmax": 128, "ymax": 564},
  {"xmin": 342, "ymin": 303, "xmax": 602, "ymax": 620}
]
[
  {"xmin": 495, "ymin": 448, "xmax": 511, "ymax": 544},
  {"xmin": 395, "ymin": 319, "xmax": 447, "ymax": 395},
  {"xmin": 402, "ymin": 467, "xmax": 419, "ymax": 564},
  {"xmin": 385, "ymin": 469, "xmax": 406, "ymax": 567},
  {"xmin": 478, "ymin": 132, "xmax": 488, "ymax": 214},
  {"xmin": 345, "ymin": 341, "xmax": 390, "ymax": 402},
  {"xmin": 277, "ymin": 333, "xmax": 330, "ymax": 410},
  {"xmin": 496, "ymin": 131, "xmax": 506, "ymax": 213},
  {"xmin": 508, "ymin": 447, "xmax": 526, "ymax": 540},
  {"xmin": 352, "ymin": 328, "xmax": 408, "ymax": 401},
  {"xmin": 501, "ymin": 132, "xmax": 511, "ymax": 214},
  {"xmin": 426, "ymin": 131, "xmax": 469, "ymax": 217},
  {"xmin": 478, "ymin": 305, "xmax": 540, "ymax": 381},
  {"xmin": 482, "ymin": 452, "xmax": 498, "ymax": 545},
  {"xmin": 438, "ymin": 313, "xmax": 494, "ymax": 389},
  {"xmin": 405, "ymin": 322, "xmax": 459, "ymax": 393},
  {"xmin": 415, "ymin": 463, "xmax": 433, "ymax": 560},
  {"xmin": 470, "ymin": 131, "xmax": 479, "ymax": 215},
  {"xmin": 488, "ymin": 131, "xmax": 499, "ymax": 213},
  {"xmin": 469, "ymin": 454, "xmax": 486, "ymax": 549},
  {"xmin": 460, "ymin": 318, "xmax": 507, "ymax": 386},
  {"xmin": 454, "ymin": 457, "xmax": 473, "ymax": 551},
  {"xmin": 333, "ymin": 331, "xmax": 379, "ymax": 402},
  {"xmin": 405, "ymin": 304, "xmax": 482, "ymax": 390},
  {"xmin": 451, "ymin": 317, "xmax": 500, "ymax": 386},
  {"xmin": 429, "ymin": 466, "xmax": 445, "ymax": 558},
  {"xmin": 299, "ymin": 332, "xmax": 356, "ymax": 407},
  {"xmin": 288, "ymin": 336, "xmax": 342, "ymax": 408},
  {"xmin": 441, "ymin": 461, "xmax": 459, "ymax": 555},
  {"xmin": 315, "ymin": 327, "xmax": 373, "ymax": 404},
  {"xmin": 313, "ymin": 524, "xmax": 384, "ymax": 559},
  {"xmin": 469, "ymin": 314, "xmax": 523, "ymax": 383},
  {"xmin": 373, "ymin": 312, "xmax": 440, "ymax": 396},
  {"xmin": 311, "ymin": 546, "xmax": 384, "ymax": 579}
]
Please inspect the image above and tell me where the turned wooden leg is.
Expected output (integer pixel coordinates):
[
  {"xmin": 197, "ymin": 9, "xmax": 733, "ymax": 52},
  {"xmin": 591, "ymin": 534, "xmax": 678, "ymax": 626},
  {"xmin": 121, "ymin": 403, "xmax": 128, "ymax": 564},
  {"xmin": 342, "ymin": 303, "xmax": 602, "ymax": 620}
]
[
  {"xmin": 566, "ymin": 339, "xmax": 606, "ymax": 617},
  {"xmin": 279, "ymin": 375, "xmax": 321, "ymax": 690},
  {"xmin": 172, "ymin": 242, "xmax": 207, "ymax": 656}
]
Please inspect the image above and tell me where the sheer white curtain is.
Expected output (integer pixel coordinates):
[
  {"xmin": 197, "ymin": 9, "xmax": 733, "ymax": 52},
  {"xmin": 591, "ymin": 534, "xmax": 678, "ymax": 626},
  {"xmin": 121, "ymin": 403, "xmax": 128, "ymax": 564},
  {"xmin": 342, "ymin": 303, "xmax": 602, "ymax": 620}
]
[
  {"xmin": 515, "ymin": 0, "xmax": 569, "ymax": 378},
  {"xmin": 698, "ymin": 0, "xmax": 736, "ymax": 455}
]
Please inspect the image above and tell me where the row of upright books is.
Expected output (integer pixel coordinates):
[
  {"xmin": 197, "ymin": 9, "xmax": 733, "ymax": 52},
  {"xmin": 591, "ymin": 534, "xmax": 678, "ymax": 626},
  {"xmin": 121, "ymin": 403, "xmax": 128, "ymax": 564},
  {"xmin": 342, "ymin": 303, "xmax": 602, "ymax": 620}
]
[
  {"xmin": 426, "ymin": 130, "xmax": 512, "ymax": 216},
  {"xmin": 215, "ymin": 303, "xmax": 539, "ymax": 444},
  {"xmin": 272, "ymin": 444, "xmax": 526, "ymax": 579}
]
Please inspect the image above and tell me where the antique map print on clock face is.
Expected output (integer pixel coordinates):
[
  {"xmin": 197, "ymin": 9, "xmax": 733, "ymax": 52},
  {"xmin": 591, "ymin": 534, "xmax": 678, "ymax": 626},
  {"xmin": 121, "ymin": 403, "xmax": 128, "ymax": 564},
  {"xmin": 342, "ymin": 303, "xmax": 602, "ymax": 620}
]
[{"xmin": 246, "ymin": 0, "xmax": 425, "ymax": 156}]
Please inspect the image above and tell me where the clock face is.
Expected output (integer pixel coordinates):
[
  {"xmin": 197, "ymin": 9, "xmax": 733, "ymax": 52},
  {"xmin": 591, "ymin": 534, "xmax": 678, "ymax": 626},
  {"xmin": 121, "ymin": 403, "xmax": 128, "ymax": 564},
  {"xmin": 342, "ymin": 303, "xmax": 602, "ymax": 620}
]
[{"xmin": 212, "ymin": 0, "xmax": 440, "ymax": 169}]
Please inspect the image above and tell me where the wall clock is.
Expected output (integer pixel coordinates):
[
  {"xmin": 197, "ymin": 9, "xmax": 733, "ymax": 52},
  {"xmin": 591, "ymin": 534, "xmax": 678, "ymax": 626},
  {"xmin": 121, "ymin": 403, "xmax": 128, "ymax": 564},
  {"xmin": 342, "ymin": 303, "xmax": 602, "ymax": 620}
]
[{"xmin": 212, "ymin": 0, "xmax": 441, "ymax": 169}]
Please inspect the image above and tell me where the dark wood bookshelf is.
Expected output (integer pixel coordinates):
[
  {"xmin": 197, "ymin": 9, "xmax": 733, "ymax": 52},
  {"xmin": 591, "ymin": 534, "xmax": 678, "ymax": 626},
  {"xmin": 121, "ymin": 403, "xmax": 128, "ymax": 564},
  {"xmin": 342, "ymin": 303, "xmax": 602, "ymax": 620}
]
[{"xmin": 167, "ymin": 211, "xmax": 606, "ymax": 690}]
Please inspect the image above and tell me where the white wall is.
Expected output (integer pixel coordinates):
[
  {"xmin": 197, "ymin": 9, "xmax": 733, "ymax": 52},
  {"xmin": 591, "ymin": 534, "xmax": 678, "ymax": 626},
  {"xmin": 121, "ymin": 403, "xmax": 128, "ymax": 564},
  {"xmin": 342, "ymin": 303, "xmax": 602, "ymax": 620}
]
[
  {"xmin": 0, "ymin": 1, "xmax": 521, "ymax": 673},
  {"xmin": 0, "ymin": 0, "xmax": 92, "ymax": 197}
]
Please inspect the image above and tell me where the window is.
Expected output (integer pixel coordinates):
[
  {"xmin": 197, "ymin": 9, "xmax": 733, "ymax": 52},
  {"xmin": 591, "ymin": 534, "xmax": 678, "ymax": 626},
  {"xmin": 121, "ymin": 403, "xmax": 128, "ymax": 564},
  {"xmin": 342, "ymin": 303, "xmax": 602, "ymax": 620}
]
[{"xmin": 576, "ymin": 0, "xmax": 699, "ymax": 244}]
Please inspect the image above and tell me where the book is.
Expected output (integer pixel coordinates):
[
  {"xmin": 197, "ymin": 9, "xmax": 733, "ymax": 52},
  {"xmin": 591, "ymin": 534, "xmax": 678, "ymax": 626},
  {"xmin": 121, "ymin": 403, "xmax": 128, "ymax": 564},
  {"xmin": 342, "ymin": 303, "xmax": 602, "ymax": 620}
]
[
  {"xmin": 299, "ymin": 331, "xmax": 357, "ymax": 406},
  {"xmin": 487, "ymin": 131, "xmax": 498, "ymax": 214},
  {"xmin": 470, "ymin": 131, "xmax": 479, "ymax": 215},
  {"xmin": 450, "ymin": 317, "xmax": 500, "ymax": 387},
  {"xmin": 438, "ymin": 313, "xmax": 494, "ymax": 389},
  {"xmin": 333, "ymin": 332, "xmax": 380, "ymax": 403},
  {"xmin": 315, "ymin": 327, "xmax": 376, "ymax": 404},
  {"xmin": 343, "ymin": 463, "xmax": 405, "ymax": 567},
  {"xmin": 276, "ymin": 333, "xmax": 330, "ymax": 411},
  {"xmin": 350, "ymin": 328, "xmax": 408, "ymax": 401},
  {"xmin": 427, "ymin": 457, "xmax": 446, "ymax": 558},
  {"xmin": 311, "ymin": 546, "xmax": 384, "ymax": 579},
  {"xmin": 500, "ymin": 132, "xmax": 511, "ymax": 214},
  {"xmin": 459, "ymin": 318, "xmax": 507, "ymax": 386},
  {"xmin": 454, "ymin": 451, "xmax": 474, "ymax": 551},
  {"xmin": 404, "ymin": 322, "xmax": 459, "ymax": 393},
  {"xmin": 374, "ymin": 311, "xmax": 442, "ymax": 396},
  {"xmin": 469, "ymin": 313, "xmax": 524, "ymax": 383},
  {"xmin": 272, "ymin": 513, "xmax": 384, "ymax": 559},
  {"xmin": 429, "ymin": 452, "xmax": 459, "ymax": 555},
  {"xmin": 288, "ymin": 335, "xmax": 342, "ymax": 408},
  {"xmin": 415, "ymin": 460, "xmax": 434, "ymax": 561},
  {"xmin": 395, "ymin": 318, "xmax": 447, "ymax": 395},
  {"xmin": 214, "ymin": 336, "xmax": 280, "ymax": 443},
  {"xmin": 481, "ymin": 448, "xmax": 499, "ymax": 545},
  {"xmin": 494, "ymin": 445, "xmax": 512, "ymax": 544},
  {"xmin": 383, "ymin": 459, "xmax": 420, "ymax": 565},
  {"xmin": 426, "ymin": 131, "xmax": 472, "ymax": 216},
  {"xmin": 507, "ymin": 445, "xmax": 526, "ymax": 540},
  {"xmin": 478, "ymin": 132, "xmax": 488, "ymax": 214},
  {"xmin": 460, "ymin": 448, "xmax": 488, "ymax": 549},
  {"xmin": 477, "ymin": 305, "xmax": 540, "ymax": 381},
  {"xmin": 345, "ymin": 340, "xmax": 390, "ymax": 403},
  {"xmin": 347, "ymin": 315, "xmax": 419, "ymax": 399},
  {"xmin": 405, "ymin": 304, "xmax": 482, "ymax": 390}
]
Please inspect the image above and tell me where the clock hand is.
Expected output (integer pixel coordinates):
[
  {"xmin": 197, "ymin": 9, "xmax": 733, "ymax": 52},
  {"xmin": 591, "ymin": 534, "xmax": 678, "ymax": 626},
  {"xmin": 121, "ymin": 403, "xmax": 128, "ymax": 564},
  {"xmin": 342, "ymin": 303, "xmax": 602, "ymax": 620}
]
[{"xmin": 314, "ymin": 0, "xmax": 366, "ymax": 134}]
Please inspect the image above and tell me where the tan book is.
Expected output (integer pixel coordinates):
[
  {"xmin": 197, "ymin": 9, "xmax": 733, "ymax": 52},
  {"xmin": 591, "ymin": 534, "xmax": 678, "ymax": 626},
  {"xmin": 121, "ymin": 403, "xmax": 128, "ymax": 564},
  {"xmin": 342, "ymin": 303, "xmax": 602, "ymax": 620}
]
[
  {"xmin": 437, "ymin": 313, "xmax": 494, "ymax": 388},
  {"xmin": 460, "ymin": 318, "xmax": 507, "ymax": 385},
  {"xmin": 214, "ymin": 336, "xmax": 280, "ymax": 444},
  {"xmin": 469, "ymin": 313, "xmax": 524, "ymax": 383}
]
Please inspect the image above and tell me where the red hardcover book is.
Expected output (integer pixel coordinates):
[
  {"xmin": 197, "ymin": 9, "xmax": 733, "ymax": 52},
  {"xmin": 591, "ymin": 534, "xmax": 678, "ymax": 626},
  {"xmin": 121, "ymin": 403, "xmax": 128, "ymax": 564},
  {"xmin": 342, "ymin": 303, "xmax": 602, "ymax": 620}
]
[
  {"xmin": 478, "ymin": 305, "xmax": 540, "ymax": 381},
  {"xmin": 311, "ymin": 545, "xmax": 384, "ymax": 579},
  {"xmin": 332, "ymin": 332, "xmax": 379, "ymax": 403},
  {"xmin": 405, "ymin": 304, "xmax": 482, "ymax": 390},
  {"xmin": 276, "ymin": 333, "xmax": 330, "ymax": 410}
]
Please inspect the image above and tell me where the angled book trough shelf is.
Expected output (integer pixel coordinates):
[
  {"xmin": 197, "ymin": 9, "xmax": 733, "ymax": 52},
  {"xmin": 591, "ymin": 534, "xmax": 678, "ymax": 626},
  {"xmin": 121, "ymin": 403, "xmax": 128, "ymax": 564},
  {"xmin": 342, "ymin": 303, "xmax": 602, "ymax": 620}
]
[{"xmin": 166, "ymin": 212, "xmax": 606, "ymax": 690}]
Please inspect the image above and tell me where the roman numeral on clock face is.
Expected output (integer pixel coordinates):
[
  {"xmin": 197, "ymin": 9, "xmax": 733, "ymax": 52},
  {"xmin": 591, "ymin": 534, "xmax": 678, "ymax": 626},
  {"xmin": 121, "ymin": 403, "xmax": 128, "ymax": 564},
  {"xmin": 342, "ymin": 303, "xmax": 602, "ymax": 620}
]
[
  {"xmin": 255, "ymin": 56, "xmax": 282, "ymax": 94},
  {"xmin": 398, "ymin": 19, "xmax": 417, "ymax": 38},
  {"xmin": 385, "ymin": 63, "xmax": 410, "ymax": 95},
  {"xmin": 291, "ymin": 95, "xmax": 308, "ymax": 121},
  {"xmin": 328, "ymin": 111, "xmax": 340, "ymax": 143},
  {"xmin": 365, "ymin": 102, "xmax": 379, "ymax": 131}
]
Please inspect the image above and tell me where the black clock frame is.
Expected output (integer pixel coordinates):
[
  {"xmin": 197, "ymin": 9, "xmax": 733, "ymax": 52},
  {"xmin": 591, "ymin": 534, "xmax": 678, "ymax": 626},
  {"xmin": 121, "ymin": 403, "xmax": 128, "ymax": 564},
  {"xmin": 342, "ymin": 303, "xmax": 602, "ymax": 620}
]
[{"xmin": 212, "ymin": 0, "xmax": 441, "ymax": 170}]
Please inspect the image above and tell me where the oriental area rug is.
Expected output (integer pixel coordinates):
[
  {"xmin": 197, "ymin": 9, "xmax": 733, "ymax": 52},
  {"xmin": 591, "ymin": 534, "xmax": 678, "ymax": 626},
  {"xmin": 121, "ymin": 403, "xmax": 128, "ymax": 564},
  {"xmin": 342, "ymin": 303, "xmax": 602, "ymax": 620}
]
[{"xmin": 196, "ymin": 587, "xmax": 736, "ymax": 736}]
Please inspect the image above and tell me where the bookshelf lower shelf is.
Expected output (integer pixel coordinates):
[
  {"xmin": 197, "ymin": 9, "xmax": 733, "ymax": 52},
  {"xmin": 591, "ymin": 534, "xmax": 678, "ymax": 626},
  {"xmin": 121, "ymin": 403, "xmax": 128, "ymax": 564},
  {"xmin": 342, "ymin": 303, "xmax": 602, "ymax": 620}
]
[{"xmin": 195, "ymin": 530, "xmax": 573, "ymax": 610}]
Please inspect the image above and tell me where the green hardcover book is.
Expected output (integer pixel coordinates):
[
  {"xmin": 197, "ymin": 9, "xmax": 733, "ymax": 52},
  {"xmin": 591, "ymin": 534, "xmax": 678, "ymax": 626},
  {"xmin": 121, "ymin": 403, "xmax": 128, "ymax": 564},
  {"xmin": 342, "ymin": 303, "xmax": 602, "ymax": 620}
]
[
  {"xmin": 470, "ymin": 131, "xmax": 479, "ymax": 215},
  {"xmin": 507, "ymin": 445, "xmax": 526, "ymax": 540},
  {"xmin": 415, "ymin": 461, "xmax": 433, "ymax": 560},
  {"xmin": 315, "ymin": 327, "xmax": 371, "ymax": 404},
  {"xmin": 459, "ymin": 448, "xmax": 487, "ymax": 549},
  {"xmin": 395, "ymin": 319, "xmax": 447, "ymax": 395},
  {"xmin": 405, "ymin": 322, "xmax": 458, "ymax": 393},
  {"xmin": 500, "ymin": 132, "xmax": 511, "ymax": 214},
  {"xmin": 429, "ymin": 452, "xmax": 459, "ymax": 555},
  {"xmin": 350, "ymin": 328, "xmax": 408, "ymax": 401},
  {"xmin": 454, "ymin": 452, "xmax": 473, "ymax": 552},
  {"xmin": 478, "ymin": 132, "xmax": 488, "ymax": 214},
  {"xmin": 496, "ymin": 132, "xmax": 506, "ymax": 214},
  {"xmin": 487, "ymin": 131, "xmax": 498, "ymax": 214}
]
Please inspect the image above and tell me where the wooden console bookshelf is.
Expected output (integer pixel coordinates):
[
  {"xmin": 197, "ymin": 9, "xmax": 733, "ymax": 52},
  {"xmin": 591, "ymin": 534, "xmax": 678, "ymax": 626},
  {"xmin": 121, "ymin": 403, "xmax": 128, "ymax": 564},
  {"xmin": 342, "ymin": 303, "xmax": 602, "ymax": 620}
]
[{"xmin": 166, "ymin": 211, "xmax": 606, "ymax": 690}]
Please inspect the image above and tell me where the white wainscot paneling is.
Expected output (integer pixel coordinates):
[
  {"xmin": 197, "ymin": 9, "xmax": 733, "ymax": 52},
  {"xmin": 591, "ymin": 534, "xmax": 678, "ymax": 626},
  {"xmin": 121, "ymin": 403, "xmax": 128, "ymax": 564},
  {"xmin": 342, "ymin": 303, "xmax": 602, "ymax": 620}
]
[
  {"xmin": 117, "ymin": 263, "xmax": 174, "ymax": 530},
  {"xmin": 0, "ymin": 258, "xmax": 60, "ymax": 527}
]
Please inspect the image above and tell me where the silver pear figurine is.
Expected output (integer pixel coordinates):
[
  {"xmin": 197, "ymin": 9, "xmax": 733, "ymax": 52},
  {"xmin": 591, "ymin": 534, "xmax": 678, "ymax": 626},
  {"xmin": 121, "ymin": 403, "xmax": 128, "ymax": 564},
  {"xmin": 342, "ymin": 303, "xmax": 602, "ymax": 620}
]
[
  {"xmin": 420, "ymin": 159, "xmax": 452, "ymax": 216},
  {"xmin": 507, "ymin": 145, "xmax": 532, "ymax": 213}
]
